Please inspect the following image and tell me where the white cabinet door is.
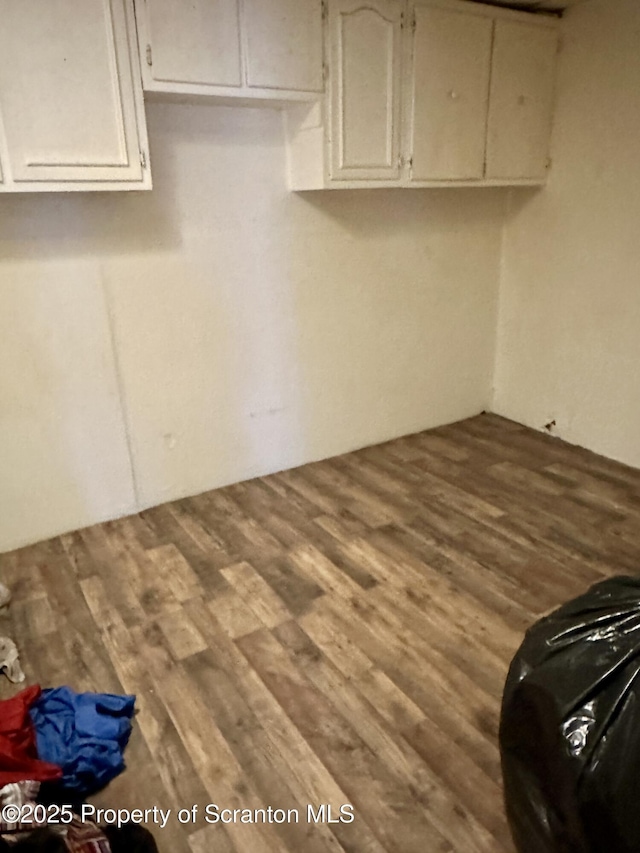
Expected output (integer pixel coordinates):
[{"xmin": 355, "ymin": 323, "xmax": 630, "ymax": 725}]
[
  {"xmin": 139, "ymin": 0, "xmax": 242, "ymax": 91},
  {"xmin": 243, "ymin": 0, "xmax": 323, "ymax": 93},
  {"xmin": 329, "ymin": 0, "xmax": 403, "ymax": 181},
  {"xmin": 0, "ymin": 0, "xmax": 149, "ymax": 188},
  {"xmin": 409, "ymin": 4, "xmax": 492, "ymax": 181},
  {"xmin": 486, "ymin": 20, "xmax": 558, "ymax": 180}
]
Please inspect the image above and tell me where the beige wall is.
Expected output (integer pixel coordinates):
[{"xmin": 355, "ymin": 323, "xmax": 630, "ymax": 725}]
[
  {"xmin": 494, "ymin": 0, "xmax": 640, "ymax": 468},
  {"xmin": 0, "ymin": 103, "xmax": 505, "ymax": 552}
]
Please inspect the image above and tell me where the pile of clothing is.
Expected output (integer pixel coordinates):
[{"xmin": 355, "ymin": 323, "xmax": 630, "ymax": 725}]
[{"xmin": 0, "ymin": 682, "xmax": 156, "ymax": 852}]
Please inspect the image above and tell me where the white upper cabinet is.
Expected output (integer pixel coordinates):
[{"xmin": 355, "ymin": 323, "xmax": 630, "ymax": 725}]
[
  {"xmin": 137, "ymin": 0, "xmax": 324, "ymax": 101},
  {"xmin": 409, "ymin": 4, "xmax": 492, "ymax": 181},
  {"xmin": 0, "ymin": 0, "xmax": 150, "ymax": 192},
  {"xmin": 329, "ymin": 0, "xmax": 403, "ymax": 181},
  {"xmin": 286, "ymin": 0, "xmax": 560, "ymax": 189},
  {"xmin": 486, "ymin": 20, "xmax": 559, "ymax": 180}
]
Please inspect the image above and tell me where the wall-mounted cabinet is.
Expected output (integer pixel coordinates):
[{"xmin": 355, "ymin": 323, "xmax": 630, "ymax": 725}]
[
  {"xmin": 0, "ymin": 0, "xmax": 151, "ymax": 193},
  {"xmin": 286, "ymin": 0, "xmax": 560, "ymax": 189},
  {"xmin": 0, "ymin": 0, "xmax": 559, "ymax": 194},
  {"xmin": 135, "ymin": 0, "xmax": 324, "ymax": 103}
]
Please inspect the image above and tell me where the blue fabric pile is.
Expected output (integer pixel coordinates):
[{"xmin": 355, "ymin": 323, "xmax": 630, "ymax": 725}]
[{"xmin": 29, "ymin": 687, "xmax": 135, "ymax": 795}]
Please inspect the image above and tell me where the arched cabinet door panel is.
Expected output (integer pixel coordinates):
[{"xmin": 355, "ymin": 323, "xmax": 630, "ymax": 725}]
[
  {"xmin": 0, "ymin": 0, "xmax": 150, "ymax": 190},
  {"xmin": 329, "ymin": 0, "xmax": 403, "ymax": 182}
]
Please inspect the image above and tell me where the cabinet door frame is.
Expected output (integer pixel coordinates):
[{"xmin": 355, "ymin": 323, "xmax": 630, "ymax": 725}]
[
  {"xmin": 0, "ymin": 0, "xmax": 150, "ymax": 190},
  {"xmin": 328, "ymin": 0, "xmax": 404, "ymax": 182},
  {"xmin": 406, "ymin": 0, "xmax": 494, "ymax": 182},
  {"xmin": 242, "ymin": 0, "xmax": 324, "ymax": 94},
  {"xmin": 485, "ymin": 17, "xmax": 559, "ymax": 180},
  {"xmin": 135, "ymin": 0, "xmax": 244, "ymax": 94}
]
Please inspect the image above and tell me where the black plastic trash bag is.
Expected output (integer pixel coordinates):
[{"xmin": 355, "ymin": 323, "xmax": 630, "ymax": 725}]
[{"xmin": 500, "ymin": 576, "xmax": 640, "ymax": 853}]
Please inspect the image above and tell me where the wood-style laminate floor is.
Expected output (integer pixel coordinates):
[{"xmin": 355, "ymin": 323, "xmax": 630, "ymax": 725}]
[{"xmin": 2, "ymin": 413, "xmax": 640, "ymax": 853}]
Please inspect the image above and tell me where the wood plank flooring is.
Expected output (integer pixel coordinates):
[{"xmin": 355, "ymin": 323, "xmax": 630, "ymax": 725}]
[{"xmin": 2, "ymin": 413, "xmax": 640, "ymax": 853}]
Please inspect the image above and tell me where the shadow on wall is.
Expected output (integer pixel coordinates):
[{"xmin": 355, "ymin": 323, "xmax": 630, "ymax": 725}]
[
  {"xmin": 0, "ymin": 184, "xmax": 180, "ymax": 261},
  {"xmin": 0, "ymin": 265, "xmax": 137, "ymax": 552},
  {"xmin": 297, "ymin": 184, "xmax": 507, "ymax": 238},
  {"xmin": 0, "ymin": 279, "xmax": 82, "ymax": 547}
]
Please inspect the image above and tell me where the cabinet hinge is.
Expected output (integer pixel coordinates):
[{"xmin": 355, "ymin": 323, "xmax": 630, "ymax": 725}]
[
  {"xmin": 412, "ymin": 10, "xmax": 417, "ymax": 32},
  {"xmin": 146, "ymin": 44, "xmax": 152, "ymax": 67},
  {"xmin": 140, "ymin": 150, "xmax": 147, "ymax": 169},
  {"xmin": 321, "ymin": 0, "xmax": 328, "ymax": 22},
  {"xmin": 400, "ymin": 11, "xmax": 405, "ymax": 29},
  {"xmin": 546, "ymin": 156, "xmax": 553, "ymax": 170}
]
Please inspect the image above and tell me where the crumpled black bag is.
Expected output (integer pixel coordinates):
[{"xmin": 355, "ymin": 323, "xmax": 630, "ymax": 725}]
[{"xmin": 500, "ymin": 576, "xmax": 640, "ymax": 853}]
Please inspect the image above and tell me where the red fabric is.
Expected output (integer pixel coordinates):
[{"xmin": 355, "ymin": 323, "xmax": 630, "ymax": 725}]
[{"xmin": 0, "ymin": 685, "xmax": 62, "ymax": 786}]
